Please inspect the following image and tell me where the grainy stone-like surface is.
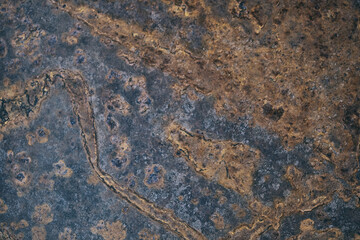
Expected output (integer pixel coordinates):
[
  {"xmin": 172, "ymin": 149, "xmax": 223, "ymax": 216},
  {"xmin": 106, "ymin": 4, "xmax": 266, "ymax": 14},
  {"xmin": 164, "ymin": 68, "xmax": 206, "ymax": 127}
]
[{"xmin": 0, "ymin": 0, "xmax": 359, "ymax": 239}]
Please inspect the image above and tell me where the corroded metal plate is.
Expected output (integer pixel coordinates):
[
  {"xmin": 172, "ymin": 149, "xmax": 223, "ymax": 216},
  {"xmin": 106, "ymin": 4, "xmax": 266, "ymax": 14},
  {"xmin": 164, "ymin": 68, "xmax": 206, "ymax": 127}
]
[{"xmin": 0, "ymin": 0, "xmax": 359, "ymax": 239}]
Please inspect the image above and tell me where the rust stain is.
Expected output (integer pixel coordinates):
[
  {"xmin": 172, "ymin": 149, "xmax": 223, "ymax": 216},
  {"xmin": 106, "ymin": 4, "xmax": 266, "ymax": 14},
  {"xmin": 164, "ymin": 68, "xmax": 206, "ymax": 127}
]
[
  {"xmin": 90, "ymin": 220, "xmax": 126, "ymax": 240},
  {"xmin": 0, "ymin": 69, "xmax": 205, "ymax": 239},
  {"xmin": 31, "ymin": 225, "xmax": 46, "ymax": 240},
  {"xmin": 1, "ymin": 0, "xmax": 359, "ymax": 238},
  {"xmin": 32, "ymin": 203, "xmax": 53, "ymax": 225},
  {"xmin": 166, "ymin": 122, "xmax": 261, "ymax": 196},
  {"xmin": 59, "ymin": 227, "xmax": 77, "ymax": 240}
]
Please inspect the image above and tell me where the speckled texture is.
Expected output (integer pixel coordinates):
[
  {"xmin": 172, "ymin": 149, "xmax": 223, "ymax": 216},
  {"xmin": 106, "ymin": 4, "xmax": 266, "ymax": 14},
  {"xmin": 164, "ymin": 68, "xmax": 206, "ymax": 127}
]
[{"xmin": 0, "ymin": 0, "xmax": 359, "ymax": 239}]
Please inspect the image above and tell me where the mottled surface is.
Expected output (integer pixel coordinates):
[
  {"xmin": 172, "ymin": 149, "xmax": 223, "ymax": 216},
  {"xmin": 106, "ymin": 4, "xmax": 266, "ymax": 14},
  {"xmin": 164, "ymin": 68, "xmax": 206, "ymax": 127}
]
[{"xmin": 0, "ymin": 0, "xmax": 359, "ymax": 239}]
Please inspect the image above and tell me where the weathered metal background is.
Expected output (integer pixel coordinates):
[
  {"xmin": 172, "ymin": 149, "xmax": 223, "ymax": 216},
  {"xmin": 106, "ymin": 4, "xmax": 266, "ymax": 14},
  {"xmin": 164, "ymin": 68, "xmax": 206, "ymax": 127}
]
[{"xmin": 0, "ymin": 0, "xmax": 359, "ymax": 239}]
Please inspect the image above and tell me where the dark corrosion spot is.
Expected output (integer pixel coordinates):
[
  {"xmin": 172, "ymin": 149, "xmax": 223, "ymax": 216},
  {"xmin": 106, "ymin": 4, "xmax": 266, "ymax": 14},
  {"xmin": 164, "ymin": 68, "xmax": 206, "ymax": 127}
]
[
  {"xmin": 0, "ymin": 100, "xmax": 9, "ymax": 125},
  {"xmin": 262, "ymin": 103, "xmax": 284, "ymax": 121},
  {"xmin": 0, "ymin": 38, "xmax": 7, "ymax": 58},
  {"xmin": 69, "ymin": 116, "xmax": 76, "ymax": 125},
  {"xmin": 37, "ymin": 128, "xmax": 46, "ymax": 137},
  {"xmin": 107, "ymin": 104, "xmax": 115, "ymax": 111},
  {"xmin": 19, "ymin": 158, "xmax": 30, "ymax": 164},
  {"xmin": 146, "ymin": 173, "xmax": 159, "ymax": 184},
  {"xmin": 144, "ymin": 98, "xmax": 151, "ymax": 105},
  {"xmin": 153, "ymin": 166, "xmax": 160, "ymax": 173},
  {"xmin": 16, "ymin": 172, "xmax": 25, "ymax": 181},
  {"xmin": 76, "ymin": 55, "xmax": 85, "ymax": 64},
  {"xmin": 106, "ymin": 115, "xmax": 117, "ymax": 130},
  {"xmin": 111, "ymin": 157, "xmax": 127, "ymax": 168}
]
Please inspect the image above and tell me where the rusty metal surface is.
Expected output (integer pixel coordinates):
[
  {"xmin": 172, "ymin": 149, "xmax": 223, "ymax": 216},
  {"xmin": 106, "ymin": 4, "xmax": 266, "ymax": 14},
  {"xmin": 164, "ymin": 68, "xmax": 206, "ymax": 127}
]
[{"xmin": 0, "ymin": 0, "xmax": 359, "ymax": 239}]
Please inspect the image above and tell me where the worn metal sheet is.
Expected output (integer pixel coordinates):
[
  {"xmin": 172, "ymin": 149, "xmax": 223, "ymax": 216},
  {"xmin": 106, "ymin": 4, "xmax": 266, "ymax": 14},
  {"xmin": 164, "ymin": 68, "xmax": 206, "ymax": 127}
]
[{"xmin": 0, "ymin": 0, "xmax": 359, "ymax": 239}]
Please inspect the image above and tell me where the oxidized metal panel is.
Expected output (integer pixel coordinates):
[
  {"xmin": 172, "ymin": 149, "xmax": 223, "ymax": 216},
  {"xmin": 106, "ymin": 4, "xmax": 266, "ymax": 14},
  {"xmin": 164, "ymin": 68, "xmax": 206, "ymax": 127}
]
[{"xmin": 0, "ymin": 0, "xmax": 359, "ymax": 239}]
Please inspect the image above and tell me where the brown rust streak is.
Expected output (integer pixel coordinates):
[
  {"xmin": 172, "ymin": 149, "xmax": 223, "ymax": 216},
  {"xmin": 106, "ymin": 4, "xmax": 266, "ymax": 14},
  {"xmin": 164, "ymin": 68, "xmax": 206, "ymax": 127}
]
[{"xmin": 1, "ymin": 70, "xmax": 205, "ymax": 239}]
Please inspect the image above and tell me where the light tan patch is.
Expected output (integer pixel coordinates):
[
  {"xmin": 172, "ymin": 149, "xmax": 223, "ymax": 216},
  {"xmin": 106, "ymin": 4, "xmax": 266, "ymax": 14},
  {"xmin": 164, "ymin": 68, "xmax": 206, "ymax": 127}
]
[
  {"xmin": 218, "ymin": 196, "xmax": 227, "ymax": 205},
  {"xmin": 10, "ymin": 219, "xmax": 29, "ymax": 231},
  {"xmin": 11, "ymin": 25, "xmax": 46, "ymax": 58},
  {"xmin": 87, "ymin": 172, "xmax": 100, "ymax": 186},
  {"xmin": 166, "ymin": 122, "xmax": 261, "ymax": 195},
  {"xmin": 138, "ymin": 228, "xmax": 160, "ymax": 240},
  {"xmin": 61, "ymin": 28, "xmax": 81, "ymax": 45},
  {"xmin": 7, "ymin": 150, "xmax": 14, "ymax": 159},
  {"xmin": 191, "ymin": 198, "xmax": 199, "ymax": 205},
  {"xmin": 32, "ymin": 226, "xmax": 46, "ymax": 240},
  {"xmin": 109, "ymin": 136, "xmax": 131, "ymax": 171},
  {"xmin": 32, "ymin": 203, "xmax": 53, "ymax": 225},
  {"xmin": 90, "ymin": 220, "xmax": 126, "ymax": 240},
  {"xmin": 0, "ymin": 133, "xmax": 3, "ymax": 142},
  {"xmin": 286, "ymin": 218, "xmax": 343, "ymax": 240},
  {"xmin": 53, "ymin": 160, "xmax": 73, "ymax": 178},
  {"xmin": 231, "ymin": 204, "xmax": 246, "ymax": 219},
  {"xmin": 26, "ymin": 132, "xmax": 37, "ymax": 146},
  {"xmin": 59, "ymin": 227, "xmax": 76, "ymax": 240},
  {"xmin": 210, "ymin": 212, "xmax": 225, "ymax": 230},
  {"xmin": 163, "ymin": 0, "xmax": 209, "ymax": 18},
  {"xmin": 117, "ymin": 136, "xmax": 131, "ymax": 153},
  {"xmin": 38, "ymin": 174, "xmax": 55, "ymax": 191},
  {"xmin": 0, "ymin": 199, "xmax": 8, "ymax": 214}
]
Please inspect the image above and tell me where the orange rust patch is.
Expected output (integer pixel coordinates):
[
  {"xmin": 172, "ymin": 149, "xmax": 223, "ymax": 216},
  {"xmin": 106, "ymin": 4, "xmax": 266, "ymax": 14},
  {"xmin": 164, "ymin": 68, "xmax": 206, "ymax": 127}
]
[
  {"xmin": 109, "ymin": 135, "xmax": 131, "ymax": 171},
  {"xmin": 53, "ymin": 160, "xmax": 73, "ymax": 178},
  {"xmin": 10, "ymin": 220, "xmax": 28, "ymax": 231},
  {"xmin": 0, "ymin": 199, "xmax": 8, "ymax": 214},
  {"xmin": 87, "ymin": 172, "xmax": 100, "ymax": 186},
  {"xmin": 286, "ymin": 218, "xmax": 343, "ymax": 240},
  {"xmin": 231, "ymin": 204, "xmax": 246, "ymax": 219},
  {"xmin": 138, "ymin": 228, "xmax": 160, "ymax": 240},
  {"xmin": 210, "ymin": 212, "xmax": 225, "ymax": 230},
  {"xmin": 61, "ymin": 27, "xmax": 82, "ymax": 45},
  {"xmin": 38, "ymin": 173, "xmax": 55, "ymax": 191},
  {"xmin": 36, "ymin": 126, "xmax": 51, "ymax": 144},
  {"xmin": 26, "ymin": 132, "xmax": 37, "ymax": 145},
  {"xmin": 59, "ymin": 227, "xmax": 76, "ymax": 240},
  {"xmin": 105, "ymin": 94, "xmax": 131, "ymax": 116},
  {"xmin": 32, "ymin": 204, "xmax": 53, "ymax": 225},
  {"xmin": 144, "ymin": 164, "xmax": 166, "ymax": 189},
  {"xmin": 166, "ymin": 122, "xmax": 261, "ymax": 195},
  {"xmin": 105, "ymin": 69, "xmax": 123, "ymax": 83},
  {"xmin": 90, "ymin": 220, "xmax": 126, "ymax": 240},
  {"xmin": 31, "ymin": 226, "xmax": 46, "ymax": 240}
]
